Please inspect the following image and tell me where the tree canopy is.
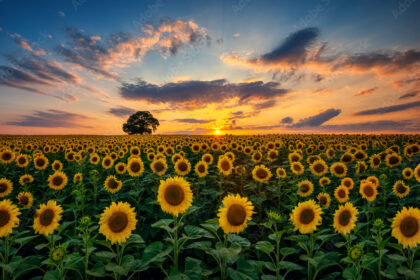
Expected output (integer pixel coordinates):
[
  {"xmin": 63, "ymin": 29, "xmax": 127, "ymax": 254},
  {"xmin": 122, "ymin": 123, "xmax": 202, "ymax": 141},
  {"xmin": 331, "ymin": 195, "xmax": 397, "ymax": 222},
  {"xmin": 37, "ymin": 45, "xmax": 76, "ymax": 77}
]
[{"xmin": 123, "ymin": 111, "xmax": 159, "ymax": 135}]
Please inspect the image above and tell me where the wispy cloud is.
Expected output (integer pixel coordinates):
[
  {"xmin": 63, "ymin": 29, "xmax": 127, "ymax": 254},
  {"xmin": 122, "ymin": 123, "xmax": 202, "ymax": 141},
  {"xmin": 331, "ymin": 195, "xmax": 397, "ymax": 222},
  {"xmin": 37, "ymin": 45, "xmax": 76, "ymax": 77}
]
[
  {"xmin": 175, "ymin": 118, "xmax": 215, "ymax": 123},
  {"xmin": 354, "ymin": 101, "xmax": 420, "ymax": 115},
  {"xmin": 6, "ymin": 110, "xmax": 92, "ymax": 128},
  {"xmin": 108, "ymin": 106, "xmax": 136, "ymax": 117},
  {"xmin": 354, "ymin": 87, "xmax": 378, "ymax": 97},
  {"xmin": 399, "ymin": 91, "xmax": 419, "ymax": 99},
  {"xmin": 290, "ymin": 108, "xmax": 341, "ymax": 128}
]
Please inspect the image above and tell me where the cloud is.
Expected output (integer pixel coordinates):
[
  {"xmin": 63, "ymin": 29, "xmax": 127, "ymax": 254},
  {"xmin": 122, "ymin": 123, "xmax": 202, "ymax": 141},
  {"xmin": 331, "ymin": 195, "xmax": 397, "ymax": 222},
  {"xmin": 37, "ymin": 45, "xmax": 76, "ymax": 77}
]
[
  {"xmin": 291, "ymin": 108, "xmax": 341, "ymax": 128},
  {"xmin": 233, "ymin": 33, "xmax": 240, "ymax": 38},
  {"xmin": 9, "ymin": 33, "xmax": 46, "ymax": 55},
  {"xmin": 119, "ymin": 79, "xmax": 289, "ymax": 108},
  {"xmin": 108, "ymin": 106, "xmax": 136, "ymax": 117},
  {"xmin": 354, "ymin": 101, "xmax": 420, "ymax": 115},
  {"xmin": 6, "ymin": 109, "xmax": 92, "ymax": 128},
  {"xmin": 58, "ymin": 11, "xmax": 65, "ymax": 17},
  {"xmin": 354, "ymin": 87, "xmax": 378, "ymax": 97},
  {"xmin": 399, "ymin": 91, "xmax": 419, "ymax": 99},
  {"xmin": 319, "ymin": 120, "xmax": 420, "ymax": 132},
  {"xmin": 281, "ymin": 116, "xmax": 293, "ymax": 124},
  {"xmin": 55, "ymin": 20, "xmax": 210, "ymax": 80},
  {"xmin": 175, "ymin": 118, "xmax": 214, "ymax": 124}
]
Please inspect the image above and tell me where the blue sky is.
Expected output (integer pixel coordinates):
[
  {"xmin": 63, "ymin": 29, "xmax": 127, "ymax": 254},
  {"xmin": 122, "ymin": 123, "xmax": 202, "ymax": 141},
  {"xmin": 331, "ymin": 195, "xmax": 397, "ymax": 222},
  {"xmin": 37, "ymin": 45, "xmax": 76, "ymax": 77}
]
[{"xmin": 0, "ymin": 0, "xmax": 419, "ymax": 134}]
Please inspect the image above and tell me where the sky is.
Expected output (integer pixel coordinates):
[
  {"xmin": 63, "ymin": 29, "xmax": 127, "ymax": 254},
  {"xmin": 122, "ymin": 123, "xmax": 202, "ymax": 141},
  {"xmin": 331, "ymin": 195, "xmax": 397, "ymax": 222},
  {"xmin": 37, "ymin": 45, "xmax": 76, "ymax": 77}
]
[{"xmin": 0, "ymin": 0, "xmax": 419, "ymax": 135}]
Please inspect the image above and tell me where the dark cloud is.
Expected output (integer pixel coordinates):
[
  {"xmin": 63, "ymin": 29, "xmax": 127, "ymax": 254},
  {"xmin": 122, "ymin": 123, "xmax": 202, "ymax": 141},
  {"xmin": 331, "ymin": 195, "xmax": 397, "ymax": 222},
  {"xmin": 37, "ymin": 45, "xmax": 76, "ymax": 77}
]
[
  {"xmin": 354, "ymin": 87, "xmax": 378, "ymax": 97},
  {"xmin": 354, "ymin": 101, "xmax": 420, "ymax": 115},
  {"xmin": 260, "ymin": 27, "xmax": 319, "ymax": 65},
  {"xmin": 175, "ymin": 118, "xmax": 214, "ymax": 124},
  {"xmin": 291, "ymin": 108, "xmax": 341, "ymax": 128},
  {"xmin": 108, "ymin": 106, "xmax": 136, "ymax": 117},
  {"xmin": 5, "ymin": 54, "xmax": 80, "ymax": 84},
  {"xmin": 252, "ymin": 99, "xmax": 277, "ymax": 110},
  {"xmin": 319, "ymin": 120, "xmax": 420, "ymax": 132},
  {"xmin": 6, "ymin": 109, "xmax": 92, "ymax": 128},
  {"xmin": 399, "ymin": 91, "xmax": 419, "ymax": 99},
  {"xmin": 281, "ymin": 116, "xmax": 293, "ymax": 124},
  {"xmin": 119, "ymin": 79, "xmax": 288, "ymax": 108}
]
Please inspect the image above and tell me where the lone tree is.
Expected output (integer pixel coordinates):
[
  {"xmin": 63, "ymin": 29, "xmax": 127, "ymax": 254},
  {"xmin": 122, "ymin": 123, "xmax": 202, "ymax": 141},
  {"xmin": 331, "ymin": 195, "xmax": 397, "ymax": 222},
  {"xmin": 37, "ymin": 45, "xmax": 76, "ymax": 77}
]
[{"xmin": 123, "ymin": 111, "xmax": 159, "ymax": 135}]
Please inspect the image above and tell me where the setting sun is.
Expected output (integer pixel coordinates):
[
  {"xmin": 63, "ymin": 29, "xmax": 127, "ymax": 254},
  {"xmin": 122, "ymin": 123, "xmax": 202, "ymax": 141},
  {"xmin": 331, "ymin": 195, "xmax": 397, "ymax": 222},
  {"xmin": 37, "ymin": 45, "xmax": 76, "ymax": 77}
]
[{"xmin": 215, "ymin": 130, "xmax": 220, "ymax": 135}]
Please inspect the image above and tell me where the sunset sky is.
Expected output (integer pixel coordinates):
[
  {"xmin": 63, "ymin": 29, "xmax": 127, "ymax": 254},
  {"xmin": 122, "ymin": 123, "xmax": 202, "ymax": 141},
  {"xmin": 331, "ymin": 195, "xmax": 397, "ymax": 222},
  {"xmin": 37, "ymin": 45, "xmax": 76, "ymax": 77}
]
[{"xmin": 0, "ymin": 0, "xmax": 419, "ymax": 135}]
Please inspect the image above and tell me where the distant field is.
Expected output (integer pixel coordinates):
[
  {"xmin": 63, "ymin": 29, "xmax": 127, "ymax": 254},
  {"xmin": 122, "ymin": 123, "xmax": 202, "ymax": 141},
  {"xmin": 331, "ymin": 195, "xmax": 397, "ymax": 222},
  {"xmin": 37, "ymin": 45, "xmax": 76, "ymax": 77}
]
[{"xmin": 0, "ymin": 134, "xmax": 419, "ymax": 280}]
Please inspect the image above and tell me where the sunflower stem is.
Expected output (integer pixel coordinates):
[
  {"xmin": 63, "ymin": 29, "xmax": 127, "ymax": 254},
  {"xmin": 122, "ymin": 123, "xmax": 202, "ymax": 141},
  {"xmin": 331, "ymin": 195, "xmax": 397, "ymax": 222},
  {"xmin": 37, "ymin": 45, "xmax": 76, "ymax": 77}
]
[{"xmin": 173, "ymin": 215, "xmax": 179, "ymax": 271}]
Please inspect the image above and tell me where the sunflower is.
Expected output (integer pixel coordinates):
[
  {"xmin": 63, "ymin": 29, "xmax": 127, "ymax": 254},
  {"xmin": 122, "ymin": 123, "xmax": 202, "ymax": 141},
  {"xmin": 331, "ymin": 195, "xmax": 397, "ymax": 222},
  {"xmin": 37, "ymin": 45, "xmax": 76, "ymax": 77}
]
[
  {"xmin": 195, "ymin": 161, "xmax": 208, "ymax": 177},
  {"xmin": 103, "ymin": 175, "xmax": 122, "ymax": 194},
  {"xmin": 310, "ymin": 160, "xmax": 328, "ymax": 176},
  {"xmin": 402, "ymin": 168, "xmax": 413, "ymax": 180},
  {"xmin": 15, "ymin": 154, "xmax": 29, "ymax": 167},
  {"xmin": 102, "ymin": 156, "xmax": 114, "ymax": 170},
  {"xmin": 276, "ymin": 167, "xmax": 286, "ymax": 178},
  {"xmin": 356, "ymin": 161, "xmax": 367, "ymax": 174},
  {"xmin": 359, "ymin": 181, "xmax": 378, "ymax": 202},
  {"xmin": 115, "ymin": 162, "xmax": 127, "ymax": 175},
  {"xmin": 366, "ymin": 176, "xmax": 379, "ymax": 187},
  {"xmin": 218, "ymin": 194, "xmax": 255, "ymax": 234},
  {"xmin": 33, "ymin": 200, "xmax": 63, "ymax": 236},
  {"xmin": 151, "ymin": 159, "xmax": 168, "ymax": 176},
  {"xmin": 17, "ymin": 192, "xmax": 34, "ymax": 208},
  {"xmin": 393, "ymin": 180, "xmax": 410, "ymax": 198},
  {"xmin": 391, "ymin": 207, "xmax": 420, "ymax": 248},
  {"xmin": 0, "ymin": 199, "xmax": 20, "ymax": 237},
  {"xmin": 0, "ymin": 150, "xmax": 15, "ymax": 164},
  {"xmin": 99, "ymin": 201, "xmax": 137, "ymax": 244},
  {"xmin": 385, "ymin": 153, "xmax": 402, "ymax": 168},
  {"xmin": 157, "ymin": 176, "xmax": 193, "ymax": 217},
  {"xmin": 19, "ymin": 174, "xmax": 34, "ymax": 186},
  {"xmin": 173, "ymin": 158, "xmax": 190, "ymax": 176},
  {"xmin": 290, "ymin": 161, "xmax": 304, "ymax": 175},
  {"xmin": 370, "ymin": 154, "xmax": 381, "ymax": 168},
  {"xmin": 34, "ymin": 155, "xmax": 49, "ymax": 170},
  {"xmin": 48, "ymin": 171, "xmax": 68, "ymax": 190},
  {"xmin": 252, "ymin": 165, "xmax": 272, "ymax": 183},
  {"xmin": 414, "ymin": 164, "xmax": 420, "ymax": 183},
  {"xmin": 127, "ymin": 157, "xmax": 144, "ymax": 177},
  {"xmin": 89, "ymin": 153, "xmax": 100, "ymax": 165},
  {"xmin": 73, "ymin": 173, "xmax": 83, "ymax": 184},
  {"xmin": 333, "ymin": 202, "xmax": 358, "ymax": 235},
  {"xmin": 330, "ymin": 162, "xmax": 347, "ymax": 177},
  {"xmin": 297, "ymin": 180, "xmax": 314, "ymax": 197},
  {"xmin": 340, "ymin": 152, "xmax": 354, "ymax": 164},
  {"xmin": 334, "ymin": 185, "xmax": 349, "ymax": 203},
  {"xmin": 341, "ymin": 177, "xmax": 354, "ymax": 190},
  {"xmin": 266, "ymin": 150, "xmax": 278, "ymax": 162},
  {"xmin": 317, "ymin": 193, "xmax": 331, "ymax": 208},
  {"xmin": 0, "ymin": 178, "xmax": 13, "ymax": 198},
  {"xmin": 288, "ymin": 152, "xmax": 302, "ymax": 162},
  {"xmin": 319, "ymin": 177, "xmax": 331, "ymax": 187},
  {"xmin": 252, "ymin": 152, "xmax": 262, "ymax": 163},
  {"xmin": 217, "ymin": 156, "xmax": 233, "ymax": 176},
  {"xmin": 51, "ymin": 160, "xmax": 63, "ymax": 171},
  {"xmin": 290, "ymin": 200, "xmax": 323, "ymax": 234},
  {"xmin": 202, "ymin": 153, "xmax": 213, "ymax": 165}
]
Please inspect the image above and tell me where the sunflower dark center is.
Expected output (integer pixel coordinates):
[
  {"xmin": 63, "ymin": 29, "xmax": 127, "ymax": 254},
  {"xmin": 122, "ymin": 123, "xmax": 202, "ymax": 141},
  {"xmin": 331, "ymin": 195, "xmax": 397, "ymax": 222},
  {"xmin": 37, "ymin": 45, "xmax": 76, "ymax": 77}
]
[
  {"xmin": 18, "ymin": 157, "xmax": 26, "ymax": 164},
  {"xmin": 300, "ymin": 184, "xmax": 309, "ymax": 193},
  {"xmin": 104, "ymin": 159, "xmax": 111, "ymax": 166},
  {"xmin": 108, "ymin": 178, "xmax": 119, "ymax": 189},
  {"xmin": 299, "ymin": 209, "xmax": 315, "ymax": 224},
  {"xmin": 254, "ymin": 153, "xmax": 261, "ymax": 160},
  {"xmin": 197, "ymin": 164, "xmax": 205, "ymax": 173},
  {"xmin": 130, "ymin": 162, "xmax": 141, "ymax": 172},
  {"xmin": 335, "ymin": 165, "xmax": 344, "ymax": 174},
  {"xmin": 164, "ymin": 184, "xmax": 185, "ymax": 206},
  {"xmin": 320, "ymin": 196, "xmax": 327, "ymax": 205},
  {"xmin": 293, "ymin": 164, "xmax": 301, "ymax": 171},
  {"xmin": 400, "ymin": 217, "xmax": 418, "ymax": 238},
  {"xmin": 178, "ymin": 162, "xmax": 188, "ymax": 172},
  {"xmin": 227, "ymin": 204, "xmax": 246, "ymax": 226},
  {"xmin": 339, "ymin": 210, "xmax": 351, "ymax": 226},
  {"xmin": 221, "ymin": 160, "xmax": 230, "ymax": 171},
  {"xmin": 404, "ymin": 170, "xmax": 411, "ymax": 177},
  {"xmin": 118, "ymin": 165, "xmax": 124, "ymax": 171},
  {"xmin": 396, "ymin": 183, "xmax": 406, "ymax": 194},
  {"xmin": 373, "ymin": 158, "xmax": 380, "ymax": 165},
  {"xmin": 52, "ymin": 176, "xmax": 63, "ymax": 186},
  {"xmin": 389, "ymin": 156, "xmax": 399, "ymax": 165},
  {"xmin": 343, "ymin": 180, "xmax": 351, "ymax": 188},
  {"xmin": 0, "ymin": 182, "xmax": 8, "ymax": 193},
  {"xmin": 20, "ymin": 196, "xmax": 29, "ymax": 205},
  {"xmin": 291, "ymin": 155, "xmax": 299, "ymax": 162},
  {"xmin": 363, "ymin": 185, "xmax": 374, "ymax": 197},
  {"xmin": 53, "ymin": 163, "xmax": 60, "ymax": 170},
  {"xmin": 314, "ymin": 163, "xmax": 324, "ymax": 173},
  {"xmin": 154, "ymin": 162, "xmax": 165, "ymax": 172},
  {"xmin": 108, "ymin": 211, "xmax": 128, "ymax": 233},
  {"xmin": 2, "ymin": 152, "xmax": 11, "ymax": 161},
  {"xmin": 256, "ymin": 168, "xmax": 268, "ymax": 179},
  {"xmin": 0, "ymin": 210, "xmax": 10, "ymax": 227},
  {"xmin": 203, "ymin": 156, "xmax": 211, "ymax": 163},
  {"xmin": 40, "ymin": 209, "xmax": 55, "ymax": 226},
  {"xmin": 36, "ymin": 158, "xmax": 45, "ymax": 166},
  {"xmin": 338, "ymin": 189, "xmax": 346, "ymax": 198}
]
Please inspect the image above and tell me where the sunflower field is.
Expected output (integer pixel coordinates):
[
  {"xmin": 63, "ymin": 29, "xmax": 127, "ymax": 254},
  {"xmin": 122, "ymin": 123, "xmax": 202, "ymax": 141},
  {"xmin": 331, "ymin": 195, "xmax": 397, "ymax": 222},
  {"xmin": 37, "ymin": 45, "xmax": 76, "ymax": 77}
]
[{"xmin": 0, "ymin": 134, "xmax": 419, "ymax": 280}]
